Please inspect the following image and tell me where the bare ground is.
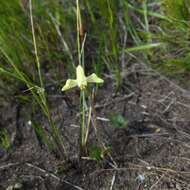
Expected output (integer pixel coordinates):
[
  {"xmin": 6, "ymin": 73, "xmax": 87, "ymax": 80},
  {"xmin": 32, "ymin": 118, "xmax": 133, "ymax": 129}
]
[{"xmin": 1, "ymin": 63, "xmax": 190, "ymax": 190}]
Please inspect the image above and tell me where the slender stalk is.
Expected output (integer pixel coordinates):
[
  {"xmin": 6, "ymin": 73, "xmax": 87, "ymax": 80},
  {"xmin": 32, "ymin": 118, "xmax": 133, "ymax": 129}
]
[
  {"xmin": 84, "ymin": 99, "xmax": 92, "ymax": 144},
  {"xmin": 29, "ymin": 0, "xmax": 43, "ymax": 87},
  {"xmin": 48, "ymin": 116, "xmax": 67, "ymax": 158},
  {"xmin": 81, "ymin": 90, "xmax": 86, "ymax": 147},
  {"xmin": 76, "ymin": 0, "xmax": 88, "ymax": 153},
  {"xmin": 143, "ymin": 0, "xmax": 149, "ymax": 33},
  {"xmin": 76, "ymin": 0, "xmax": 82, "ymax": 66},
  {"xmin": 29, "ymin": 0, "xmax": 66, "ymax": 158}
]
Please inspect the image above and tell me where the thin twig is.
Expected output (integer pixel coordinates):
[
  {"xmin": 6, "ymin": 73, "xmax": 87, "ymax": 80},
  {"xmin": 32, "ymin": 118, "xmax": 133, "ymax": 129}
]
[
  {"xmin": 110, "ymin": 172, "xmax": 116, "ymax": 190},
  {"xmin": 26, "ymin": 163, "xmax": 60, "ymax": 181},
  {"xmin": 0, "ymin": 162, "xmax": 20, "ymax": 170},
  {"xmin": 128, "ymin": 132, "xmax": 169, "ymax": 138},
  {"xmin": 162, "ymin": 97, "xmax": 176, "ymax": 114},
  {"xmin": 90, "ymin": 163, "xmax": 190, "ymax": 177},
  {"xmin": 95, "ymin": 92, "xmax": 134, "ymax": 109},
  {"xmin": 26, "ymin": 163, "xmax": 84, "ymax": 190}
]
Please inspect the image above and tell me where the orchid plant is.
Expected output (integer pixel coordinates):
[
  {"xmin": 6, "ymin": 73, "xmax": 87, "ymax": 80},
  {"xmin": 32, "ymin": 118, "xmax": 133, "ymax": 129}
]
[
  {"xmin": 62, "ymin": 64, "xmax": 104, "ymax": 150},
  {"xmin": 61, "ymin": 0, "xmax": 104, "ymax": 155}
]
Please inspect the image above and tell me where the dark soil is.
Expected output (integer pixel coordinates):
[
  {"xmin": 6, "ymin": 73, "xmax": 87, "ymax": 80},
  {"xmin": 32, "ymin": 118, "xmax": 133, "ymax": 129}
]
[{"xmin": 1, "ymin": 63, "xmax": 190, "ymax": 190}]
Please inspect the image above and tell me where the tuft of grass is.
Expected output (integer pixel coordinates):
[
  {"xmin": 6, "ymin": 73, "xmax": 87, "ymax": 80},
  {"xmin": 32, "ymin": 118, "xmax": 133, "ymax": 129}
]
[
  {"xmin": 150, "ymin": 0, "xmax": 190, "ymax": 77},
  {"xmin": 31, "ymin": 119, "xmax": 55, "ymax": 151},
  {"xmin": 0, "ymin": 129, "xmax": 10, "ymax": 150},
  {"xmin": 0, "ymin": 0, "xmax": 68, "ymax": 158}
]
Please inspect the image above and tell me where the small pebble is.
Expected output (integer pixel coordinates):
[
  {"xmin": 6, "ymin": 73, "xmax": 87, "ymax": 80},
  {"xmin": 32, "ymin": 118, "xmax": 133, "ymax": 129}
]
[
  {"xmin": 27, "ymin": 120, "xmax": 32, "ymax": 126},
  {"xmin": 176, "ymin": 184, "xmax": 182, "ymax": 190},
  {"xmin": 6, "ymin": 186, "xmax": 13, "ymax": 190},
  {"xmin": 146, "ymin": 166, "xmax": 151, "ymax": 170},
  {"xmin": 141, "ymin": 104, "xmax": 147, "ymax": 109},
  {"xmin": 14, "ymin": 183, "xmax": 23, "ymax": 189},
  {"xmin": 137, "ymin": 174, "xmax": 145, "ymax": 183}
]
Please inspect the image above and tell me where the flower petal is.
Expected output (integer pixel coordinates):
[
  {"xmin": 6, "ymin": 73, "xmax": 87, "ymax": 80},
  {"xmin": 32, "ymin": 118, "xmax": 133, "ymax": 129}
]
[
  {"xmin": 62, "ymin": 79, "xmax": 77, "ymax": 91},
  {"xmin": 87, "ymin": 73, "xmax": 104, "ymax": 83},
  {"xmin": 76, "ymin": 65, "xmax": 87, "ymax": 87}
]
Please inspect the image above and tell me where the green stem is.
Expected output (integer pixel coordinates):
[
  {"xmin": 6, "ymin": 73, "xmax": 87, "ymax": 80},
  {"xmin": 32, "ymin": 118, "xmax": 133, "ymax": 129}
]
[
  {"xmin": 76, "ymin": 0, "xmax": 81, "ymax": 66},
  {"xmin": 49, "ymin": 116, "xmax": 67, "ymax": 159},
  {"xmin": 81, "ymin": 90, "xmax": 86, "ymax": 147},
  {"xmin": 29, "ymin": 0, "xmax": 43, "ymax": 88}
]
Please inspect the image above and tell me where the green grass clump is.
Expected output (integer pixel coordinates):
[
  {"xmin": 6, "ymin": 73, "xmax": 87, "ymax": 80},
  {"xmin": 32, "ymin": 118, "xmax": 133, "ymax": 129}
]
[
  {"xmin": 164, "ymin": 0, "xmax": 190, "ymax": 21},
  {"xmin": 150, "ymin": 0, "xmax": 190, "ymax": 78}
]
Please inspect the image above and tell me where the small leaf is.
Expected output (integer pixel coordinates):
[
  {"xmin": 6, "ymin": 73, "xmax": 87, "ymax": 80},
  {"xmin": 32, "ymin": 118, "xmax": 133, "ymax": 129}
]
[
  {"xmin": 0, "ymin": 129, "xmax": 10, "ymax": 150},
  {"xmin": 31, "ymin": 120, "xmax": 54, "ymax": 150},
  {"xmin": 109, "ymin": 113, "xmax": 128, "ymax": 129},
  {"xmin": 126, "ymin": 43, "xmax": 164, "ymax": 52},
  {"xmin": 89, "ymin": 145, "xmax": 103, "ymax": 161}
]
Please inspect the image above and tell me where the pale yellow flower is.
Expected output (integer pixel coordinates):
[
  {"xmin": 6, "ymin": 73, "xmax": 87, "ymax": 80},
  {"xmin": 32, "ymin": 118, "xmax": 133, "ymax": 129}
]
[{"xmin": 62, "ymin": 65, "xmax": 104, "ymax": 91}]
